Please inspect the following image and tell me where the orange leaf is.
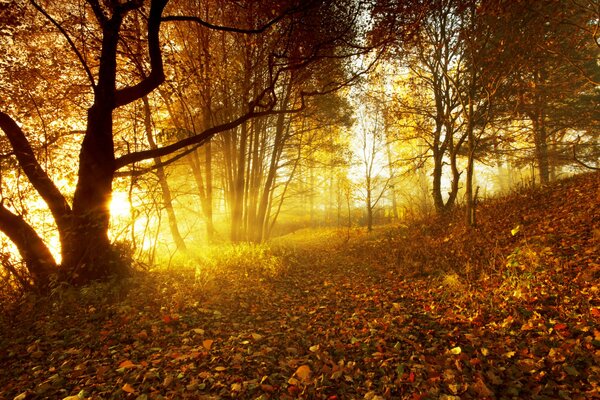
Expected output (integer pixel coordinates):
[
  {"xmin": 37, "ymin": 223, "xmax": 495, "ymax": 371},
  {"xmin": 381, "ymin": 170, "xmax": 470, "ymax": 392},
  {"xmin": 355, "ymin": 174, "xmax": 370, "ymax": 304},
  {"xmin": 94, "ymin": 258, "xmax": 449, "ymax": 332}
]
[
  {"xmin": 591, "ymin": 307, "xmax": 600, "ymax": 318},
  {"xmin": 122, "ymin": 383, "xmax": 135, "ymax": 393},
  {"xmin": 295, "ymin": 364, "xmax": 311, "ymax": 383},
  {"xmin": 554, "ymin": 323, "xmax": 568, "ymax": 331},
  {"xmin": 203, "ymin": 339, "xmax": 214, "ymax": 350},
  {"xmin": 118, "ymin": 360, "xmax": 136, "ymax": 369}
]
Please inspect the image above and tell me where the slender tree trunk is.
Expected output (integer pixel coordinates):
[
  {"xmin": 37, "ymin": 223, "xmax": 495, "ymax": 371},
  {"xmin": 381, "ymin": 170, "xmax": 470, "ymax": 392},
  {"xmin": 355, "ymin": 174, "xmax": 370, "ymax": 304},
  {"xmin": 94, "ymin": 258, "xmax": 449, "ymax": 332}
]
[
  {"xmin": 465, "ymin": 105, "xmax": 475, "ymax": 226},
  {"xmin": 385, "ymin": 140, "xmax": 398, "ymax": 220},
  {"xmin": 142, "ymin": 96, "xmax": 187, "ymax": 252},
  {"xmin": 533, "ymin": 112, "xmax": 550, "ymax": 185},
  {"xmin": 447, "ymin": 140, "xmax": 461, "ymax": 210},
  {"xmin": 204, "ymin": 141, "xmax": 215, "ymax": 240},
  {"xmin": 366, "ymin": 183, "xmax": 373, "ymax": 232},
  {"xmin": 231, "ymin": 122, "xmax": 248, "ymax": 242},
  {"xmin": 432, "ymin": 149, "xmax": 445, "ymax": 212},
  {"xmin": 255, "ymin": 88, "xmax": 290, "ymax": 242}
]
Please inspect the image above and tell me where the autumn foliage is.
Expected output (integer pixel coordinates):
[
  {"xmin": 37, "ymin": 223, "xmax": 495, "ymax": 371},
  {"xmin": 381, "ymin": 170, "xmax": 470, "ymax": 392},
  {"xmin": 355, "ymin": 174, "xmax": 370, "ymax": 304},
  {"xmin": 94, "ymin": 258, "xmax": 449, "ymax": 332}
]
[{"xmin": 0, "ymin": 172, "xmax": 598, "ymax": 398}]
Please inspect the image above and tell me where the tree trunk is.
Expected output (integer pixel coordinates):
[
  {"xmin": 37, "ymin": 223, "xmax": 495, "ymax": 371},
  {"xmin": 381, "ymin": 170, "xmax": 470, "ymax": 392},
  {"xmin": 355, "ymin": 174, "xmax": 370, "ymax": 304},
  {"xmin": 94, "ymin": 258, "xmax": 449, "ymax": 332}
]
[
  {"xmin": 366, "ymin": 195, "xmax": 373, "ymax": 232},
  {"xmin": 465, "ymin": 113, "xmax": 475, "ymax": 227},
  {"xmin": 385, "ymin": 140, "xmax": 398, "ymax": 220},
  {"xmin": 142, "ymin": 96, "xmax": 187, "ymax": 253},
  {"xmin": 204, "ymin": 141, "xmax": 215, "ymax": 241},
  {"xmin": 432, "ymin": 149, "xmax": 446, "ymax": 212},
  {"xmin": 255, "ymin": 87, "xmax": 290, "ymax": 242},
  {"xmin": 231, "ymin": 122, "xmax": 248, "ymax": 242},
  {"xmin": 63, "ymin": 103, "xmax": 118, "ymax": 283},
  {"xmin": 533, "ymin": 112, "xmax": 550, "ymax": 185}
]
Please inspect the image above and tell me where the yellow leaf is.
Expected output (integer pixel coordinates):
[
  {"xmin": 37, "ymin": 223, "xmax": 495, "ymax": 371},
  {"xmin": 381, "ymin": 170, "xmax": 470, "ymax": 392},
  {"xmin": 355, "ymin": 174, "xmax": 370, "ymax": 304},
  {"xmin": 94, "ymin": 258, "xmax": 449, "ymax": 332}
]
[
  {"xmin": 511, "ymin": 225, "xmax": 521, "ymax": 236},
  {"xmin": 449, "ymin": 346, "xmax": 462, "ymax": 355},
  {"xmin": 203, "ymin": 339, "xmax": 214, "ymax": 350},
  {"xmin": 192, "ymin": 328, "xmax": 205, "ymax": 335},
  {"xmin": 214, "ymin": 366, "xmax": 227, "ymax": 371},
  {"xmin": 251, "ymin": 333, "xmax": 263, "ymax": 340},
  {"xmin": 122, "ymin": 383, "xmax": 135, "ymax": 393},
  {"xmin": 295, "ymin": 364, "xmax": 311, "ymax": 383},
  {"xmin": 309, "ymin": 345, "xmax": 320, "ymax": 352},
  {"xmin": 288, "ymin": 377, "xmax": 300, "ymax": 386}
]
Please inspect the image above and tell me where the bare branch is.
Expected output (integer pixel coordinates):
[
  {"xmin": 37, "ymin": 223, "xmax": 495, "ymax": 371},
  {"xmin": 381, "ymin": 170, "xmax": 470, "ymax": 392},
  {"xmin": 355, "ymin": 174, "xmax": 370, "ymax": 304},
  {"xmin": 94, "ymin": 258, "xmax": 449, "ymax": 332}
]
[
  {"xmin": 0, "ymin": 112, "xmax": 72, "ymax": 221},
  {"xmin": 30, "ymin": 0, "xmax": 96, "ymax": 88},
  {"xmin": 573, "ymin": 136, "xmax": 600, "ymax": 170},
  {"xmin": 115, "ymin": 102, "xmax": 304, "ymax": 169},
  {"xmin": 161, "ymin": 2, "xmax": 307, "ymax": 34},
  {"xmin": 114, "ymin": 0, "xmax": 168, "ymax": 107}
]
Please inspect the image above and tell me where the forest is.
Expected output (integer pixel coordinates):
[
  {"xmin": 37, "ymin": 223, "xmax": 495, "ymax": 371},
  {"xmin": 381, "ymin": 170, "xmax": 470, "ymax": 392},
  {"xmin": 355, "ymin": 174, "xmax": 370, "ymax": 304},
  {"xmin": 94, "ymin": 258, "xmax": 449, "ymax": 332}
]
[{"xmin": 0, "ymin": 0, "xmax": 598, "ymax": 399}]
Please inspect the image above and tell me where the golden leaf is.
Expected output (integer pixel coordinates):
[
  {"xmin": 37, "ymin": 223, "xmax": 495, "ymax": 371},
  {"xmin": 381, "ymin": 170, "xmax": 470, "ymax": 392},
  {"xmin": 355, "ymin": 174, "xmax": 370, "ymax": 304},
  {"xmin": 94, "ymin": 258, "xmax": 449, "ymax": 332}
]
[
  {"xmin": 295, "ymin": 364, "xmax": 312, "ymax": 383},
  {"xmin": 122, "ymin": 383, "xmax": 135, "ymax": 393}
]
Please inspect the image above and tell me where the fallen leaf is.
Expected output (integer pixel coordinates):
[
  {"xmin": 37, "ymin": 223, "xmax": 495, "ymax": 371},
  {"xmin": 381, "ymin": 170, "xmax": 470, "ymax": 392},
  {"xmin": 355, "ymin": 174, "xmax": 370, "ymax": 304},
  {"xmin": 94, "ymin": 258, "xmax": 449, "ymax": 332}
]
[
  {"xmin": 231, "ymin": 382, "xmax": 242, "ymax": 391},
  {"xmin": 511, "ymin": 225, "xmax": 521, "ymax": 236},
  {"xmin": 122, "ymin": 383, "xmax": 135, "ymax": 393},
  {"xmin": 118, "ymin": 360, "xmax": 136, "ymax": 369},
  {"xmin": 472, "ymin": 377, "xmax": 493, "ymax": 397},
  {"xmin": 295, "ymin": 364, "xmax": 312, "ymax": 383},
  {"xmin": 203, "ymin": 339, "xmax": 214, "ymax": 350},
  {"xmin": 554, "ymin": 323, "xmax": 568, "ymax": 331}
]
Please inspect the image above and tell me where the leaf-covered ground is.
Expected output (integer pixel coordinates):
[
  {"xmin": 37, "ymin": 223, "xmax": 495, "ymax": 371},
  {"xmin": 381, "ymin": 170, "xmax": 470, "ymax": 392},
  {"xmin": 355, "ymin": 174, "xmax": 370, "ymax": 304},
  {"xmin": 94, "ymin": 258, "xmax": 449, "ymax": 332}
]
[{"xmin": 1, "ymin": 172, "xmax": 598, "ymax": 400}]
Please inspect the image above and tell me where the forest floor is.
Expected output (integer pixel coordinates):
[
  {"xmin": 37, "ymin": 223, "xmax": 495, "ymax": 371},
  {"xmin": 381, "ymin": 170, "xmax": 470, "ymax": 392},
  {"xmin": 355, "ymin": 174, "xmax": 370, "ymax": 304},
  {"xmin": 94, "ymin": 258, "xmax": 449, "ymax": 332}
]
[{"xmin": 0, "ymin": 172, "xmax": 599, "ymax": 400}]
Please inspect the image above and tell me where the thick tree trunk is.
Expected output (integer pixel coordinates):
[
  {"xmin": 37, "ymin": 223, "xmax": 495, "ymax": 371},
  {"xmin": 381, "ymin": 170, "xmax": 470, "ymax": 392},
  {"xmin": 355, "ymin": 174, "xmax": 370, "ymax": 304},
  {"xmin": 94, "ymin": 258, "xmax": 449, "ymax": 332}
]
[{"xmin": 63, "ymin": 104, "xmax": 118, "ymax": 283}]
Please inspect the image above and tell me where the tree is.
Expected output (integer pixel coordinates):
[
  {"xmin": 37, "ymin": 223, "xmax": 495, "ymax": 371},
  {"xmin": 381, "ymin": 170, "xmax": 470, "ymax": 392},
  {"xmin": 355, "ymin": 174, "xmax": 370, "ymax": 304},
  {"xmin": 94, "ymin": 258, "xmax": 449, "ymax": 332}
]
[
  {"xmin": 0, "ymin": 0, "xmax": 378, "ymax": 289},
  {"xmin": 492, "ymin": 0, "xmax": 600, "ymax": 184},
  {"xmin": 402, "ymin": 0, "xmax": 466, "ymax": 214}
]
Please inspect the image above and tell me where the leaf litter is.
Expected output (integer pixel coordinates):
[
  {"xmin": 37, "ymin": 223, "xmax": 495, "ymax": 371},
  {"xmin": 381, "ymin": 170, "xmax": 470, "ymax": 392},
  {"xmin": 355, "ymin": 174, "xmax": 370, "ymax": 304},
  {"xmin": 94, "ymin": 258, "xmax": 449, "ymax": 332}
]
[{"xmin": 0, "ymin": 173, "xmax": 598, "ymax": 399}]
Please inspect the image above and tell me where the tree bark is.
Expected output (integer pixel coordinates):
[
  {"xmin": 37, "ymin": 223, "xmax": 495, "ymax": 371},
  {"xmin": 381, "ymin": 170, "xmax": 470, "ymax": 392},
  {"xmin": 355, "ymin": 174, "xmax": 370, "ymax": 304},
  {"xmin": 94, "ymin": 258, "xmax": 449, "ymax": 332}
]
[{"xmin": 0, "ymin": 203, "xmax": 55, "ymax": 289}]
